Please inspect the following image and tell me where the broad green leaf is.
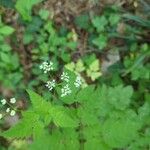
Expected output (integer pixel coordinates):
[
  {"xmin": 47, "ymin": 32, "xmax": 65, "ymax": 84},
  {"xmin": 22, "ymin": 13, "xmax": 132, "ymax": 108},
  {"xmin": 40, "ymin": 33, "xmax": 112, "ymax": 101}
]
[
  {"xmin": 85, "ymin": 138, "xmax": 111, "ymax": 150},
  {"xmin": 65, "ymin": 62, "xmax": 75, "ymax": 72},
  {"xmin": 77, "ymin": 107, "xmax": 99, "ymax": 125},
  {"xmin": 89, "ymin": 59, "xmax": 100, "ymax": 71},
  {"xmin": 52, "ymin": 107, "xmax": 78, "ymax": 128},
  {"xmin": 109, "ymin": 14, "xmax": 120, "ymax": 26},
  {"xmin": 39, "ymin": 9, "xmax": 49, "ymax": 20},
  {"xmin": 76, "ymin": 85, "xmax": 95, "ymax": 102},
  {"xmin": 15, "ymin": 0, "xmax": 43, "ymax": 21},
  {"xmin": 75, "ymin": 59, "xmax": 85, "ymax": 72},
  {"xmin": 107, "ymin": 85, "xmax": 133, "ymax": 110},
  {"xmin": 92, "ymin": 34, "xmax": 108, "ymax": 50},
  {"xmin": 91, "ymin": 72, "xmax": 102, "ymax": 81},
  {"xmin": 1, "ymin": 111, "xmax": 42, "ymax": 138},
  {"xmin": 27, "ymin": 90, "xmax": 52, "ymax": 117},
  {"xmin": 0, "ymin": 52, "xmax": 11, "ymax": 63},
  {"xmin": 86, "ymin": 60, "xmax": 102, "ymax": 81},
  {"xmin": 41, "ymin": 128, "xmax": 80, "ymax": 150},
  {"xmin": 23, "ymin": 33, "xmax": 34, "ymax": 44},
  {"xmin": 92, "ymin": 16, "xmax": 108, "ymax": 32},
  {"xmin": 102, "ymin": 118, "xmax": 140, "ymax": 148},
  {"xmin": 0, "ymin": 25, "xmax": 14, "ymax": 36}
]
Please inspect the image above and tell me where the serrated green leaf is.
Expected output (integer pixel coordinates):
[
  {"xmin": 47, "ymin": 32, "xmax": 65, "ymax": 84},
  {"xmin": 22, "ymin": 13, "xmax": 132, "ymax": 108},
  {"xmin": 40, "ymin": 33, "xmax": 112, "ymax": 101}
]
[
  {"xmin": 85, "ymin": 138, "xmax": 111, "ymax": 150},
  {"xmin": 27, "ymin": 90, "xmax": 52, "ymax": 117},
  {"xmin": 102, "ymin": 118, "xmax": 140, "ymax": 148},
  {"xmin": 92, "ymin": 16, "xmax": 108, "ymax": 32},
  {"xmin": 109, "ymin": 14, "xmax": 120, "ymax": 26},
  {"xmin": 75, "ymin": 59, "xmax": 85, "ymax": 72},
  {"xmin": 52, "ymin": 107, "xmax": 78, "ymax": 128},
  {"xmin": 86, "ymin": 60, "xmax": 102, "ymax": 81},
  {"xmin": 107, "ymin": 85, "xmax": 133, "ymax": 110},
  {"xmin": 1, "ymin": 111, "xmax": 41, "ymax": 138},
  {"xmin": 92, "ymin": 34, "xmax": 108, "ymax": 50},
  {"xmin": 65, "ymin": 62, "xmax": 75, "ymax": 72}
]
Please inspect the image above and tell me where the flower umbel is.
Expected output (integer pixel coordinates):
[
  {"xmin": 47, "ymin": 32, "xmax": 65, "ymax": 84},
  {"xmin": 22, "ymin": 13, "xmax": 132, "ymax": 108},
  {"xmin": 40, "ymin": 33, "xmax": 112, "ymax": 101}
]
[
  {"xmin": 61, "ymin": 84, "xmax": 72, "ymax": 97},
  {"xmin": 6, "ymin": 108, "xmax": 10, "ymax": 113},
  {"xmin": 10, "ymin": 110, "xmax": 16, "ymax": 116},
  {"xmin": 1, "ymin": 99, "xmax": 6, "ymax": 105},
  {"xmin": 40, "ymin": 61, "xmax": 54, "ymax": 73},
  {"xmin": 10, "ymin": 98, "xmax": 16, "ymax": 104},
  {"xmin": 0, "ymin": 97, "xmax": 18, "ymax": 119},
  {"xmin": 61, "ymin": 72, "xmax": 69, "ymax": 82},
  {"xmin": 46, "ymin": 79, "xmax": 56, "ymax": 91},
  {"xmin": 74, "ymin": 76, "xmax": 82, "ymax": 88}
]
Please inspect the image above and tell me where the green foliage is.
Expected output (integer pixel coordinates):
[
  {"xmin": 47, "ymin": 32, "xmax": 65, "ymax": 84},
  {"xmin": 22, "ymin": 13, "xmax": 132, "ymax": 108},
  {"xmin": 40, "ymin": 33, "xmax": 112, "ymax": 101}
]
[
  {"xmin": 0, "ymin": 0, "xmax": 15, "ymax": 8},
  {"xmin": 0, "ymin": 19, "xmax": 23, "ymax": 90},
  {"xmin": 15, "ymin": 0, "xmax": 43, "ymax": 21},
  {"xmin": 0, "ymin": 25, "xmax": 14, "ymax": 36},
  {"xmin": 65, "ymin": 55, "xmax": 102, "ymax": 81},
  {"xmin": 92, "ymin": 34, "xmax": 108, "ymax": 50},
  {"xmin": 75, "ymin": 14, "xmax": 90, "ymax": 30},
  {"xmin": 39, "ymin": 9, "xmax": 49, "ymax": 20},
  {"xmin": 86, "ymin": 59, "xmax": 102, "ymax": 81},
  {"xmin": 2, "ymin": 82, "xmax": 149, "ymax": 149},
  {"xmin": 107, "ymin": 85, "xmax": 133, "ymax": 110},
  {"xmin": 2, "ymin": 111, "xmax": 42, "ymax": 138},
  {"xmin": 92, "ymin": 16, "xmax": 108, "ymax": 32},
  {"xmin": 123, "ymin": 43, "xmax": 150, "ymax": 80},
  {"xmin": 0, "ymin": 2, "xmax": 150, "ymax": 150},
  {"xmin": 102, "ymin": 117, "xmax": 140, "ymax": 148}
]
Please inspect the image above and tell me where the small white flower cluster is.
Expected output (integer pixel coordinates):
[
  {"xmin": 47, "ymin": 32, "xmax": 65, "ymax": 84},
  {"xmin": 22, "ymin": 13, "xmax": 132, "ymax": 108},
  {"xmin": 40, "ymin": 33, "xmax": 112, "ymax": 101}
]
[
  {"xmin": 74, "ymin": 76, "xmax": 82, "ymax": 88},
  {"xmin": 61, "ymin": 84, "xmax": 72, "ymax": 97},
  {"xmin": 0, "ymin": 98, "xmax": 17, "ymax": 119},
  {"xmin": 1, "ymin": 99, "xmax": 6, "ymax": 105},
  {"xmin": 39, "ymin": 61, "xmax": 82, "ymax": 97},
  {"xmin": 46, "ymin": 79, "xmax": 56, "ymax": 91},
  {"xmin": 61, "ymin": 72, "xmax": 69, "ymax": 82},
  {"xmin": 39, "ymin": 61, "xmax": 54, "ymax": 73},
  {"xmin": 60, "ymin": 74, "xmax": 82, "ymax": 97}
]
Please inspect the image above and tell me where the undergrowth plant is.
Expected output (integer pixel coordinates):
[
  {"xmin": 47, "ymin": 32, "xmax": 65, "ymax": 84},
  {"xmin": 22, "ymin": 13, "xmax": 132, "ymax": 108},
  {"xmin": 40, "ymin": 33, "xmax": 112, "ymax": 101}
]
[
  {"xmin": 0, "ymin": 1, "xmax": 150, "ymax": 150},
  {"xmin": 0, "ymin": 61, "xmax": 150, "ymax": 150},
  {"xmin": 0, "ymin": 17, "xmax": 23, "ymax": 91}
]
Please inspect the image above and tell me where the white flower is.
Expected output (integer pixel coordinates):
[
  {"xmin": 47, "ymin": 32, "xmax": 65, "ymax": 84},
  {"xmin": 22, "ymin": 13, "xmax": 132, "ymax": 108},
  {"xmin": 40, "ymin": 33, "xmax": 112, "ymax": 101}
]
[
  {"xmin": 10, "ymin": 98, "xmax": 16, "ymax": 104},
  {"xmin": 40, "ymin": 61, "xmax": 54, "ymax": 73},
  {"xmin": 10, "ymin": 110, "xmax": 16, "ymax": 116},
  {"xmin": 1, "ymin": 99, "xmax": 6, "ymax": 105},
  {"xmin": 74, "ymin": 76, "xmax": 82, "ymax": 88},
  {"xmin": 6, "ymin": 108, "xmax": 10, "ymax": 113},
  {"xmin": 61, "ymin": 84, "xmax": 72, "ymax": 97},
  {"xmin": 46, "ymin": 79, "xmax": 56, "ymax": 91},
  {"xmin": 61, "ymin": 72, "xmax": 69, "ymax": 82},
  {"xmin": 0, "ymin": 114, "xmax": 3, "ymax": 119}
]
